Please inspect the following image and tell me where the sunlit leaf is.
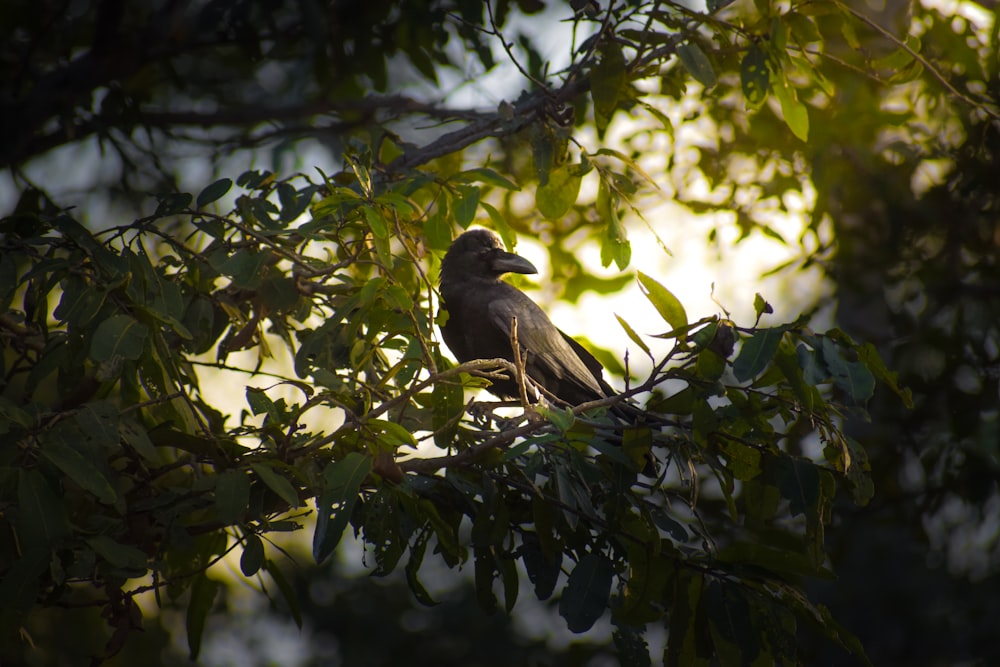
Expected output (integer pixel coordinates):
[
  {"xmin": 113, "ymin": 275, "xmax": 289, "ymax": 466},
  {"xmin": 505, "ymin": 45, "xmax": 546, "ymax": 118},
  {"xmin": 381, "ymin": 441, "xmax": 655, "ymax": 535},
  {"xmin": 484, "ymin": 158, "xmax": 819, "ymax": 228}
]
[
  {"xmin": 772, "ymin": 77, "xmax": 809, "ymax": 141},
  {"xmin": 536, "ymin": 165, "xmax": 583, "ymax": 219},
  {"xmin": 637, "ymin": 271, "xmax": 688, "ymax": 330}
]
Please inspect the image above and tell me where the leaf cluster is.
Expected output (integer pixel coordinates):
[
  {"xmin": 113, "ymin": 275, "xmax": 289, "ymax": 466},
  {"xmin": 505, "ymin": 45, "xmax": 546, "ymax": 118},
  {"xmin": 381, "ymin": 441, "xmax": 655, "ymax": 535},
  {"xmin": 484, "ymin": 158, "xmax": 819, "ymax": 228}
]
[{"xmin": 0, "ymin": 161, "xmax": 904, "ymax": 664}]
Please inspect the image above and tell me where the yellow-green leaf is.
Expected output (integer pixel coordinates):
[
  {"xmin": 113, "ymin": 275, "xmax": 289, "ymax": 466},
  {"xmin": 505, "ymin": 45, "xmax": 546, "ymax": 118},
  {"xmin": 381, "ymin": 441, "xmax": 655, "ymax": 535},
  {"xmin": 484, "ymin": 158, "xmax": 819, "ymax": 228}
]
[{"xmin": 637, "ymin": 271, "xmax": 688, "ymax": 330}]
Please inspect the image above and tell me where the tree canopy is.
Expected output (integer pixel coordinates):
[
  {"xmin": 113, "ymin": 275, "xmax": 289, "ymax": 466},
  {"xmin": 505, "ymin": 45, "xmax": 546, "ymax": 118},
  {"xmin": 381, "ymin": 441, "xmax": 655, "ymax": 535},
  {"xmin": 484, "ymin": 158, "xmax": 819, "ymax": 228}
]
[{"xmin": 2, "ymin": 0, "xmax": 998, "ymax": 665}]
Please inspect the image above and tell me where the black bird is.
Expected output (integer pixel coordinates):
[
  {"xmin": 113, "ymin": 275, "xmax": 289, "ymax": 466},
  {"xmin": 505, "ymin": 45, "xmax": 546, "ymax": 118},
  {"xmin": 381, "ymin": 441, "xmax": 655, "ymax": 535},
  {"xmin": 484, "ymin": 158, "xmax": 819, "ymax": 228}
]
[{"xmin": 439, "ymin": 229, "xmax": 617, "ymax": 407}]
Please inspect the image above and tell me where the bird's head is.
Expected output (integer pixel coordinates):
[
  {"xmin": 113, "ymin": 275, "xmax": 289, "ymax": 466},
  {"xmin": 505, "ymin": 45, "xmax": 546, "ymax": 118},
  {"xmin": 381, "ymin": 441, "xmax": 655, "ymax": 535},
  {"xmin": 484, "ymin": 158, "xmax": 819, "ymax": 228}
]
[{"xmin": 440, "ymin": 229, "xmax": 538, "ymax": 281}]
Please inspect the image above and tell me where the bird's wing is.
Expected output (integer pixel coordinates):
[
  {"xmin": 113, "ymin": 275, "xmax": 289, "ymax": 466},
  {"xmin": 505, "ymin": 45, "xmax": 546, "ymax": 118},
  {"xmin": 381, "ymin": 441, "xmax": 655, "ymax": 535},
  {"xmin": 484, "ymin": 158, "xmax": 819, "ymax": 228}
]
[{"xmin": 488, "ymin": 292, "xmax": 607, "ymax": 398}]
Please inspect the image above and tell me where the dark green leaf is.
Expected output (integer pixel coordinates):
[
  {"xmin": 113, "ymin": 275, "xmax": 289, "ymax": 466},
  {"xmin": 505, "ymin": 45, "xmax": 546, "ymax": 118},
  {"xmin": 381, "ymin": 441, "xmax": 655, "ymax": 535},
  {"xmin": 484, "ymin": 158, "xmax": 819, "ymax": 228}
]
[
  {"xmin": 196, "ymin": 178, "xmax": 233, "ymax": 207},
  {"xmin": 775, "ymin": 457, "xmax": 819, "ymax": 517},
  {"xmin": 313, "ymin": 453, "xmax": 373, "ymax": 563},
  {"xmin": 186, "ymin": 573, "xmax": 221, "ymax": 660},
  {"xmin": 41, "ymin": 436, "xmax": 119, "ymax": 505},
  {"xmin": 17, "ymin": 469, "xmax": 71, "ymax": 547},
  {"xmin": 0, "ymin": 252, "xmax": 17, "ymax": 312},
  {"xmin": 215, "ymin": 470, "xmax": 251, "ymax": 524},
  {"xmin": 87, "ymin": 535, "xmax": 149, "ymax": 572},
  {"xmin": 677, "ymin": 42, "xmax": 717, "ymax": 89},
  {"xmin": 250, "ymin": 462, "xmax": 300, "ymax": 510},
  {"xmin": 405, "ymin": 529, "xmax": 439, "ymax": 606},
  {"xmin": 591, "ymin": 42, "xmax": 627, "ymax": 132},
  {"xmin": 119, "ymin": 418, "xmax": 160, "ymax": 463},
  {"xmin": 733, "ymin": 328, "xmax": 785, "ymax": 382},
  {"xmin": 741, "ymin": 45, "xmax": 770, "ymax": 109},
  {"xmin": 432, "ymin": 375, "xmax": 464, "ymax": 448},
  {"xmin": 706, "ymin": 581, "xmax": 760, "ymax": 666},
  {"xmin": 240, "ymin": 533, "xmax": 265, "ymax": 576},
  {"xmin": 559, "ymin": 553, "xmax": 614, "ymax": 633},
  {"xmin": 90, "ymin": 314, "xmax": 149, "ymax": 362},
  {"xmin": 0, "ymin": 549, "xmax": 51, "ymax": 614},
  {"xmin": 521, "ymin": 532, "xmax": 561, "ymax": 600},
  {"xmin": 264, "ymin": 559, "xmax": 302, "ymax": 627},
  {"xmin": 613, "ymin": 623, "xmax": 652, "ymax": 667}
]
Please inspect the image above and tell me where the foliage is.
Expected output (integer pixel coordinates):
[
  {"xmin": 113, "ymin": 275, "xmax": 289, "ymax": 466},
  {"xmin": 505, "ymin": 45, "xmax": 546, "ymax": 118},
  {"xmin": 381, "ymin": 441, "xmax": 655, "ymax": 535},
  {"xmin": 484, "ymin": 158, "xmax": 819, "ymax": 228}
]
[
  {"xmin": 2, "ymin": 163, "xmax": 893, "ymax": 665},
  {"xmin": 2, "ymin": 0, "xmax": 996, "ymax": 664}
]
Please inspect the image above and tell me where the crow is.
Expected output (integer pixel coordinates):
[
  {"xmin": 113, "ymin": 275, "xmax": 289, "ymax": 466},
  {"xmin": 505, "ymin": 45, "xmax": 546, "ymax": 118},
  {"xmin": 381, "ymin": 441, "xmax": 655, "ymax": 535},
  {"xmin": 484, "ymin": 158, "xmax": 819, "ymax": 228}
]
[{"xmin": 438, "ymin": 229, "xmax": 617, "ymax": 408}]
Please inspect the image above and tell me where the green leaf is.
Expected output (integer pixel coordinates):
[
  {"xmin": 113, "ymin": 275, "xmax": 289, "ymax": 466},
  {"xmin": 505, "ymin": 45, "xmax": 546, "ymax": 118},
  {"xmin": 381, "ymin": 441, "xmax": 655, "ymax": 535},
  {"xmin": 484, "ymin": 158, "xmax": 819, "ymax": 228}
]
[
  {"xmin": 753, "ymin": 292, "xmax": 773, "ymax": 319},
  {"xmin": 742, "ymin": 47, "xmax": 772, "ymax": 110},
  {"xmin": 424, "ymin": 211, "xmax": 453, "ymax": 250},
  {"xmin": 820, "ymin": 337, "xmax": 875, "ymax": 402},
  {"xmin": 215, "ymin": 470, "xmax": 251, "ymax": 524},
  {"xmin": 264, "ymin": 559, "xmax": 302, "ymax": 627},
  {"xmin": 0, "ymin": 549, "xmax": 51, "ymax": 614},
  {"xmin": 637, "ymin": 271, "xmax": 688, "ymax": 330},
  {"xmin": 536, "ymin": 165, "xmax": 583, "ymax": 219},
  {"xmin": 856, "ymin": 342, "xmax": 913, "ymax": 407},
  {"xmin": 733, "ymin": 328, "xmax": 785, "ymax": 382},
  {"xmin": 86, "ymin": 535, "xmax": 149, "ymax": 572},
  {"xmin": 481, "ymin": 201, "xmax": 517, "ymax": 252},
  {"xmin": 666, "ymin": 573, "xmax": 705, "ymax": 665},
  {"xmin": 240, "ymin": 533, "xmax": 265, "ymax": 576},
  {"xmin": 718, "ymin": 439, "xmax": 762, "ymax": 481},
  {"xmin": 405, "ymin": 529, "xmax": 440, "ymax": 606},
  {"xmin": 186, "ymin": 573, "xmax": 221, "ymax": 660},
  {"xmin": 17, "ymin": 469, "xmax": 71, "ymax": 547},
  {"xmin": 452, "ymin": 167, "xmax": 520, "ymax": 190},
  {"xmin": 0, "ymin": 252, "xmax": 17, "ymax": 312},
  {"xmin": 613, "ymin": 623, "xmax": 652, "ymax": 667},
  {"xmin": 775, "ymin": 457, "xmax": 819, "ymax": 517},
  {"xmin": 41, "ymin": 436, "xmax": 119, "ymax": 505},
  {"xmin": 368, "ymin": 419, "xmax": 417, "ymax": 450},
  {"xmin": 615, "ymin": 314, "xmax": 653, "ymax": 359},
  {"xmin": 363, "ymin": 205, "xmax": 389, "ymax": 239},
  {"xmin": 559, "ymin": 553, "xmax": 614, "ymax": 633},
  {"xmin": 432, "ymin": 374, "xmax": 464, "ymax": 448},
  {"xmin": 596, "ymin": 178, "xmax": 631, "ymax": 271},
  {"xmin": 453, "ymin": 185, "xmax": 480, "ymax": 228},
  {"xmin": 312, "ymin": 453, "xmax": 373, "ymax": 563},
  {"xmin": 772, "ymin": 77, "xmax": 809, "ymax": 141},
  {"xmin": 677, "ymin": 42, "xmax": 717, "ymax": 89},
  {"xmin": 250, "ymin": 462, "xmax": 300, "ymax": 509},
  {"xmin": 521, "ymin": 533, "xmax": 561, "ymax": 600},
  {"xmin": 90, "ymin": 314, "xmax": 149, "ymax": 362},
  {"xmin": 706, "ymin": 581, "xmax": 760, "ymax": 665},
  {"xmin": 196, "ymin": 178, "xmax": 233, "ymax": 207},
  {"xmin": 719, "ymin": 541, "xmax": 833, "ymax": 580},
  {"xmin": 209, "ymin": 247, "xmax": 270, "ymax": 288},
  {"xmin": 591, "ymin": 42, "xmax": 627, "ymax": 132}
]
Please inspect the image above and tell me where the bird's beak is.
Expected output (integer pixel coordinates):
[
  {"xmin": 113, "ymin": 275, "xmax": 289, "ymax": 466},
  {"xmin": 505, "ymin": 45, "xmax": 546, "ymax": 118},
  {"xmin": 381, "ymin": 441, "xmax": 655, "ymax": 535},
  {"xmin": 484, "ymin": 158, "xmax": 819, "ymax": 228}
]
[{"xmin": 491, "ymin": 250, "xmax": 538, "ymax": 275}]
